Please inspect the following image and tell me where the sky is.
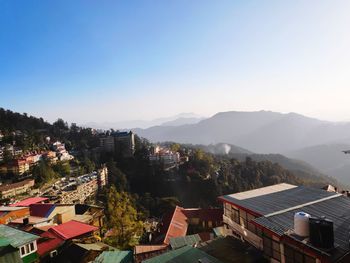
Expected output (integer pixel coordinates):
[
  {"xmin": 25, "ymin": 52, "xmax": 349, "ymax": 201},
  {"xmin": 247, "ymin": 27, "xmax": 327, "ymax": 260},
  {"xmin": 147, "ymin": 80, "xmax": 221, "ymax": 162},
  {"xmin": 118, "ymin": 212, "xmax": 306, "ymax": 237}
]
[{"xmin": 1, "ymin": 0, "xmax": 350, "ymax": 124}]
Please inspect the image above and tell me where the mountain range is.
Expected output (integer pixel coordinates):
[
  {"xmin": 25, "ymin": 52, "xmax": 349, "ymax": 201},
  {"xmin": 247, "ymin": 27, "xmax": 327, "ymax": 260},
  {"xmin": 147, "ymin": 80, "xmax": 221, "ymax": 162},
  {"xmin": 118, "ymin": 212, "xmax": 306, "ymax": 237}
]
[
  {"xmin": 133, "ymin": 110, "xmax": 350, "ymax": 184},
  {"xmin": 83, "ymin": 113, "xmax": 205, "ymax": 130}
]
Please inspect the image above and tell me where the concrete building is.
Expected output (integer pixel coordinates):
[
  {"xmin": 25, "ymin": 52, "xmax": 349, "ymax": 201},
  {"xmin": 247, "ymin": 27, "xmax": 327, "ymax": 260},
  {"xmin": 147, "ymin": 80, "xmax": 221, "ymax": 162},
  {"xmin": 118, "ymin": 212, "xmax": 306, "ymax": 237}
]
[
  {"xmin": 0, "ymin": 179, "xmax": 35, "ymax": 198},
  {"xmin": 99, "ymin": 131, "xmax": 135, "ymax": 157},
  {"xmin": 219, "ymin": 183, "xmax": 350, "ymax": 263}
]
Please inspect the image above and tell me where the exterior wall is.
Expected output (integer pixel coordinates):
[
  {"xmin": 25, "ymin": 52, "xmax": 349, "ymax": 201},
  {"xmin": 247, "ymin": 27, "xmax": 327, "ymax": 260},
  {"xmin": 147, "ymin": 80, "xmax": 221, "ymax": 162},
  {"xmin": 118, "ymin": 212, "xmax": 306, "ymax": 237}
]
[
  {"xmin": 19, "ymin": 241, "xmax": 38, "ymax": 263},
  {"xmin": 223, "ymin": 214, "xmax": 263, "ymax": 249},
  {"xmin": 59, "ymin": 179, "xmax": 98, "ymax": 204},
  {"xmin": 0, "ymin": 180, "xmax": 35, "ymax": 198}
]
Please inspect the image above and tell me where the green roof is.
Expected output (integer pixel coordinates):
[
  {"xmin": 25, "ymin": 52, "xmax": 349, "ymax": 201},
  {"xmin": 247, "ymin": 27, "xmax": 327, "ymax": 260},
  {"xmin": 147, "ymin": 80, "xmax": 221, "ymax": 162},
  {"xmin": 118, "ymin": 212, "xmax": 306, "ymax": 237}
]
[
  {"xmin": 93, "ymin": 251, "xmax": 132, "ymax": 263},
  {"xmin": 169, "ymin": 234, "xmax": 202, "ymax": 249},
  {"xmin": 143, "ymin": 245, "xmax": 223, "ymax": 263},
  {"xmin": 0, "ymin": 225, "xmax": 39, "ymax": 248}
]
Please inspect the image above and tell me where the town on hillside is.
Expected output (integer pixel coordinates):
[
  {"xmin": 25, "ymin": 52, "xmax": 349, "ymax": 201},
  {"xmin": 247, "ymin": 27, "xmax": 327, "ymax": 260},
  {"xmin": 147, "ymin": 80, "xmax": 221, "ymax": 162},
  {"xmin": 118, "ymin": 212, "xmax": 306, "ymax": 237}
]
[{"xmin": 1, "ymin": 111, "xmax": 350, "ymax": 263}]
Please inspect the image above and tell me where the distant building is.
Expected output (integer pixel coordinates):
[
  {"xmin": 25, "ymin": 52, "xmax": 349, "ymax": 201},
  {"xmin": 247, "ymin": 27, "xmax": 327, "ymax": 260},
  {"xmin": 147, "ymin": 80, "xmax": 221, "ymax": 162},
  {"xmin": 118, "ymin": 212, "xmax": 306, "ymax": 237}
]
[
  {"xmin": 97, "ymin": 165, "xmax": 108, "ymax": 190},
  {"xmin": 0, "ymin": 179, "xmax": 35, "ymax": 198},
  {"xmin": 219, "ymin": 183, "xmax": 350, "ymax": 263},
  {"xmin": 99, "ymin": 131, "xmax": 135, "ymax": 157},
  {"xmin": 52, "ymin": 141, "xmax": 73, "ymax": 161}
]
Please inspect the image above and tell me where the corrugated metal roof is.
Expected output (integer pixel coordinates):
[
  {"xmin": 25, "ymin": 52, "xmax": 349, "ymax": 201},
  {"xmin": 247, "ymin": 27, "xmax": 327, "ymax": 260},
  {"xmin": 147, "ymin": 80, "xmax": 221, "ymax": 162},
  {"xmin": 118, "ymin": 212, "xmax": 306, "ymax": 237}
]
[
  {"xmin": 253, "ymin": 195, "xmax": 350, "ymax": 261},
  {"xmin": 10, "ymin": 197, "xmax": 48, "ymax": 207},
  {"xmin": 169, "ymin": 234, "xmax": 202, "ymax": 249},
  {"xmin": 220, "ymin": 184, "xmax": 337, "ymax": 215},
  {"xmin": 93, "ymin": 251, "xmax": 132, "ymax": 263},
  {"xmin": 0, "ymin": 225, "xmax": 39, "ymax": 247},
  {"xmin": 49, "ymin": 220, "xmax": 98, "ymax": 240},
  {"xmin": 143, "ymin": 245, "xmax": 223, "ymax": 263}
]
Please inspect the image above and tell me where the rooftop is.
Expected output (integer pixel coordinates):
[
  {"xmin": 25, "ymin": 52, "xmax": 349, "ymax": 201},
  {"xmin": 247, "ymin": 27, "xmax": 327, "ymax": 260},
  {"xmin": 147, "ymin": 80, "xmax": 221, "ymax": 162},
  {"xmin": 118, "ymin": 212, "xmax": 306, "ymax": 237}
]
[
  {"xmin": 49, "ymin": 220, "xmax": 98, "ymax": 240},
  {"xmin": 0, "ymin": 225, "xmax": 39, "ymax": 247},
  {"xmin": 143, "ymin": 245, "xmax": 223, "ymax": 263},
  {"xmin": 37, "ymin": 231, "xmax": 64, "ymax": 257},
  {"xmin": 10, "ymin": 197, "xmax": 48, "ymax": 207},
  {"xmin": 219, "ymin": 183, "xmax": 338, "ymax": 216},
  {"xmin": 253, "ymin": 194, "xmax": 350, "ymax": 261},
  {"xmin": 30, "ymin": 203, "xmax": 56, "ymax": 217}
]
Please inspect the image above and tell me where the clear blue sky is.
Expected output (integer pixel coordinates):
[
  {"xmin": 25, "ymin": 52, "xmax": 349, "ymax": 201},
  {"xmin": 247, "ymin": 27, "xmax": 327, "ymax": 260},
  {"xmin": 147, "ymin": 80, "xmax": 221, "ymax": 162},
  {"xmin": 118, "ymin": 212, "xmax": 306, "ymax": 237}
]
[{"xmin": 1, "ymin": 0, "xmax": 350, "ymax": 124}]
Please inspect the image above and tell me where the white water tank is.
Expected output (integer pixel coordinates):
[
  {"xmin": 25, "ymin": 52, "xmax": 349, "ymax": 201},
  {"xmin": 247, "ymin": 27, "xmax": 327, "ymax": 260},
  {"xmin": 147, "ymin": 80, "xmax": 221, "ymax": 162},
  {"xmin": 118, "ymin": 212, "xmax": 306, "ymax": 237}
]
[{"xmin": 294, "ymin": 212, "xmax": 310, "ymax": 237}]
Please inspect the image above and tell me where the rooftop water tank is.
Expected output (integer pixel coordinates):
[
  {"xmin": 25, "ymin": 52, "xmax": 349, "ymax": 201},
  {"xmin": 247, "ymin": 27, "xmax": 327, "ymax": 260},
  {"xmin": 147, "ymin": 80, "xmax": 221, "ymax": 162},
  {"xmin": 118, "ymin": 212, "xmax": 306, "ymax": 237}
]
[
  {"xmin": 309, "ymin": 217, "xmax": 334, "ymax": 249},
  {"xmin": 294, "ymin": 212, "xmax": 311, "ymax": 237}
]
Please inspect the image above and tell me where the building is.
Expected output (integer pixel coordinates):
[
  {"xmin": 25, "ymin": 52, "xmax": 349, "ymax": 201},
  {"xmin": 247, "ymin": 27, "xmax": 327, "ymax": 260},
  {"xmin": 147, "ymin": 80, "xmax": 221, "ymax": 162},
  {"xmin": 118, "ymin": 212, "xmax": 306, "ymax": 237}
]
[
  {"xmin": 0, "ymin": 224, "xmax": 39, "ymax": 263},
  {"xmin": 99, "ymin": 131, "xmax": 135, "ymax": 157},
  {"xmin": 143, "ymin": 245, "xmax": 223, "ymax": 263},
  {"xmin": 52, "ymin": 141, "xmax": 73, "ymax": 161},
  {"xmin": 97, "ymin": 165, "xmax": 108, "ymax": 190},
  {"xmin": 219, "ymin": 183, "xmax": 350, "ymax": 263},
  {"xmin": 10, "ymin": 197, "xmax": 48, "ymax": 207},
  {"xmin": 154, "ymin": 206, "xmax": 222, "ymax": 245},
  {"xmin": 0, "ymin": 179, "xmax": 35, "ymax": 198},
  {"xmin": 0, "ymin": 206, "xmax": 29, "ymax": 224}
]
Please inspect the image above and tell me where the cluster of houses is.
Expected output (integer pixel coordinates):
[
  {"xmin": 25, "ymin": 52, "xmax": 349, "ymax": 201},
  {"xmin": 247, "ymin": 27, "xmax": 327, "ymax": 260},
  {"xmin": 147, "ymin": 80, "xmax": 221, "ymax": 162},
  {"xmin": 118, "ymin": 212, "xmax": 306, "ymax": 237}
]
[
  {"xmin": 0, "ymin": 141, "xmax": 73, "ymax": 176},
  {"xmin": 1, "ymin": 146, "xmax": 350, "ymax": 263},
  {"xmin": 148, "ymin": 145, "xmax": 188, "ymax": 170}
]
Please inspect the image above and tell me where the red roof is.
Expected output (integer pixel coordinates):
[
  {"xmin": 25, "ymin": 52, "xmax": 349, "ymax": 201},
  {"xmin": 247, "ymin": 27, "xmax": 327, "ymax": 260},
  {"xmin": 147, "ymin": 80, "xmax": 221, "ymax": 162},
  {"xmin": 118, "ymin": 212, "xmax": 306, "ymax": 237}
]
[
  {"xmin": 49, "ymin": 220, "xmax": 98, "ymax": 240},
  {"xmin": 10, "ymin": 197, "xmax": 48, "ymax": 207},
  {"xmin": 163, "ymin": 206, "xmax": 188, "ymax": 245},
  {"xmin": 30, "ymin": 204, "xmax": 56, "ymax": 217},
  {"xmin": 37, "ymin": 231, "xmax": 64, "ymax": 256}
]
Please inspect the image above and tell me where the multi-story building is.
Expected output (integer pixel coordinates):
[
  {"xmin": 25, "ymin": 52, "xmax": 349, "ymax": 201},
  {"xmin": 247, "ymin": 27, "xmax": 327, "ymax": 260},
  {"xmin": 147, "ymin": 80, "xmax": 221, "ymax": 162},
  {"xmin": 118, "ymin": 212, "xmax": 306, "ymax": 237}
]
[
  {"xmin": 97, "ymin": 165, "xmax": 108, "ymax": 190},
  {"xmin": 52, "ymin": 141, "xmax": 73, "ymax": 161},
  {"xmin": 219, "ymin": 183, "xmax": 350, "ymax": 263},
  {"xmin": 99, "ymin": 131, "xmax": 135, "ymax": 157},
  {"xmin": 0, "ymin": 179, "xmax": 35, "ymax": 198}
]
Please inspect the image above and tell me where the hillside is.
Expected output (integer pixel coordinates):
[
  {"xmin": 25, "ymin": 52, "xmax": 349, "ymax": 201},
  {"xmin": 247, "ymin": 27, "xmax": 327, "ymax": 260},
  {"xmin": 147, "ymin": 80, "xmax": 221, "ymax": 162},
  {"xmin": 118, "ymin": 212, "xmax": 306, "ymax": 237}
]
[{"xmin": 286, "ymin": 144, "xmax": 350, "ymax": 184}]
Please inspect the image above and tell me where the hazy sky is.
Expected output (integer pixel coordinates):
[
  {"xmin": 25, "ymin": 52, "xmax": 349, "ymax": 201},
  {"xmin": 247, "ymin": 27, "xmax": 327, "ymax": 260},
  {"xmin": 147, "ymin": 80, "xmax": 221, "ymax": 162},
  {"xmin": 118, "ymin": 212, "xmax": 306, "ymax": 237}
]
[{"xmin": 1, "ymin": 0, "xmax": 350, "ymax": 124}]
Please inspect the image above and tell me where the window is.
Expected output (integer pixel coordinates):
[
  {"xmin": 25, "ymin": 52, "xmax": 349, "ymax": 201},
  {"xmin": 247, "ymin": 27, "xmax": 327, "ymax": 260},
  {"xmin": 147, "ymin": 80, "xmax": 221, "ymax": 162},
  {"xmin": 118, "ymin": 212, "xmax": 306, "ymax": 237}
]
[
  {"xmin": 263, "ymin": 234, "xmax": 281, "ymax": 262},
  {"xmin": 232, "ymin": 207, "xmax": 239, "ymax": 224},
  {"xmin": 20, "ymin": 246, "xmax": 25, "ymax": 256},
  {"xmin": 30, "ymin": 242, "xmax": 35, "ymax": 251},
  {"xmin": 284, "ymin": 244, "xmax": 316, "ymax": 263}
]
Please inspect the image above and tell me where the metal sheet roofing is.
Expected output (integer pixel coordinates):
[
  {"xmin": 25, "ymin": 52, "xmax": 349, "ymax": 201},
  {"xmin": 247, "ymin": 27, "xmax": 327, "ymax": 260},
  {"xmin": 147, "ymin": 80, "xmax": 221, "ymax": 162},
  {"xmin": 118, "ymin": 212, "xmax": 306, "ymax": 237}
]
[
  {"xmin": 10, "ymin": 197, "xmax": 48, "ymax": 207},
  {"xmin": 143, "ymin": 245, "xmax": 223, "ymax": 263},
  {"xmin": 49, "ymin": 220, "xmax": 98, "ymax": 240},
  {"xmin": 0, "ymin": 225, "xmax": 39, "ymax": 247},
  {"xmin": 93, "ymin": 251, "xmax": 132, "ymax": 263},
  {"xmin": 169, "ymin": 234, "xmax": 202, "ymax": 249},
  {"xmin": 37, "ymin": 231, "xmax": 64, "ymax": 257},
  {"xmin": 219, "ymin": 184, "xmax": 337, "ymax": 215},
  {"xmin": 253, "ymin": 194, "xmax": 350, "ymax": 261}
]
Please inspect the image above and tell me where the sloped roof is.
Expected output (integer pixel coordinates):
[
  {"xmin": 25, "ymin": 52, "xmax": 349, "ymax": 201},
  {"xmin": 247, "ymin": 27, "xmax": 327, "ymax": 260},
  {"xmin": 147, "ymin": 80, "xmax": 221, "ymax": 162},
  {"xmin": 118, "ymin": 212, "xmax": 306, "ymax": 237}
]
[
  {"xmin": 219, "ymin": 184, "xmax": 338, "ymax": 216},
  {"xmin": 37, "ymin": 231, "xmax": 64, "ymax": 256},
  {"xmin": 253, "ymin": 195, "xmax": 350, "ymax": 262},
  {"xmin": 163, "ymin": 206, "xmax": 188, "ymax": 245},
  {"xmin": 93, "ymin": 251, "xmax": 132, "ymax": 263},
  {"xmin": 169, "ymin": 234, "xmax": 202, "ymax": 249},
  {"xmin": 30, "ymin": 203, "xmax": 56, "ymax": 217},
  {"xmin": 0, "ymin": 225, "xmax": 39, "ymax": 247},
  {"xmin": 49, "ymin": 220, "xmax": 98, "ymax": 240},
  {"xmin": 143, "ymin": 245, "xmax": 223, "ymax": 263},
  {"xmin": 134, "ymin": 245, "xmax": 168, "ymax": 255},
  {"xmin": 10, "ymin": 197, "xmax": 48, "ymax": 207}
]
